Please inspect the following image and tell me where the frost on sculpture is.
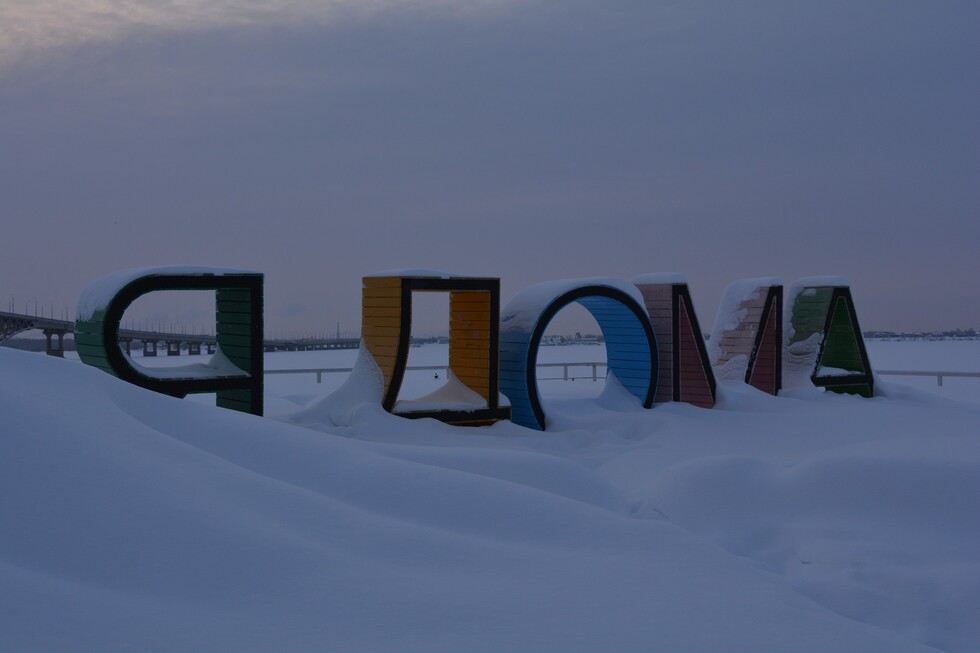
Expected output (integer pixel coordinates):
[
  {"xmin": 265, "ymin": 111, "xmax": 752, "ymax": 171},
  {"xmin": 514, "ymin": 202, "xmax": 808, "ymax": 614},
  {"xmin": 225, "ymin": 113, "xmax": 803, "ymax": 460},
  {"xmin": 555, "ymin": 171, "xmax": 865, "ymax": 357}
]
[
  {"xmin": 499, "ymin": 277, "xmax": 658, "ymax": 430},
  {"xmin": 632, "ymin": 273, "xmax": 716, "ymax": 408},
  {"xmin": 784, "ymin": 277, "xmax": 875, "ymax": 397},
  {"xmin": 708, "ymin": 278, "xmax": 783, "ymax": 395},
  {"xmin": 74, "ymin": 266, "xmax": 264, "ymax": 415}
]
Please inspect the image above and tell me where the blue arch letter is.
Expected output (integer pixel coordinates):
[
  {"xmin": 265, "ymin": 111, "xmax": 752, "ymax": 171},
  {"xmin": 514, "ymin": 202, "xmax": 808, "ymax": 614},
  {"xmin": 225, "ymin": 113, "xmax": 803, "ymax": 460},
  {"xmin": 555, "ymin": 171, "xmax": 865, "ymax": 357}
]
[{"xmin": 499, "ymin": 280, "xmax": 658, "ymax": 430}]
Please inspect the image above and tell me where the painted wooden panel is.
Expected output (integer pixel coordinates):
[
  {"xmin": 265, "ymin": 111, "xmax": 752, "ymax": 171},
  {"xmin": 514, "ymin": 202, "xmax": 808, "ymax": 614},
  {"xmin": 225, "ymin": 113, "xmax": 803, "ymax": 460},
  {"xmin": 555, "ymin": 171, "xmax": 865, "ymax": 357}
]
[
  {"xmin": 449, "ymin": 291, "xmax": 492, "ymax": 401},
  {"xmin": 748, "ymin": 302, "xmax": 779, "ymax": 395},
  {"xmin": 677, "ymin": 295, "xmax": 715, "ymax": 407},
  {"xmin": 361, "ymin": 284, "xmax": 403, "ymax": 305},
  {"xmin": 216, "ymin": 288, "xmax": 259, "ymax": 379},
  {"xmin": 635, "ymin": 282, "xmax": 715, "ymax": 407},
  {"xmin": 362, "ymin": 277, "xmax": 403, "ymax": 288},
  {"xmin": 450, "ymin": 347, "xmax": 491, "ymax": 362},
  {"xmin": 816, "ymin": 292, "xmax": 873, "ymax": 397},
  {"xmin": 449, "ymin": 327, "xmax": 491, "ymax": 339},
  {"xmin": 577, "ymin": 295, "xmax": 653, "ymax": 405},
  {"xmin": 362, "ymin": 297, "xmax": 402, "ymax": 308},
  {"xmin": 364, "ymin": 316, "xmax": 402, "ymax": 328},
  {"xmin": 819, "ymin": 297, "xmax": 865, "ymax": 373},
  {"xmin": 788, "ymin": 283, "xmax": 872, "ymax": 397},
  {"xmin": 362, "ymin": 342, "xmax": 399, "ymax": 357},
  {"xmin": 363, "ymin": 306, "xmax": 403, "ymax": 318},
  {"xmin": 361, "ymin": 276, "xmax": 404, "ymax": 403},
  {"xmin": 216, "ymin": 323, "xmax": 251, "ymax": 337},
  {"xmin": 451, "ymin": 310, "xmax": 491, "ymax": 321},
  {"xmin": 216, "ymin": 311, "xmax": 252, "ymax": 325},
  {"xmin": 499, "ymin": 336, "xmax": 535, "ymax": 427},
  {"xmin": 715, "ymin": 294, "xmax": 767, "ymax": 364},
  {"xmin": 362, "ymin": 325, "xmax": 402, "ymax": 338},
  {"xmin": 789, "ymin": 289, "xmax": 833, "ymax": 344}
]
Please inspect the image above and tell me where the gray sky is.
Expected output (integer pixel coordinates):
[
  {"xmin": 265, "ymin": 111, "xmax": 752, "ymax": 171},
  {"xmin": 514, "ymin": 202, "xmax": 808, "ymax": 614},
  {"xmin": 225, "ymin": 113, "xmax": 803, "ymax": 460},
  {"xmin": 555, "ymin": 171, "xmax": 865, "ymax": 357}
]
[{"xmin": 2, "ymin": 0, "xmax": 978, "ymax": 336}]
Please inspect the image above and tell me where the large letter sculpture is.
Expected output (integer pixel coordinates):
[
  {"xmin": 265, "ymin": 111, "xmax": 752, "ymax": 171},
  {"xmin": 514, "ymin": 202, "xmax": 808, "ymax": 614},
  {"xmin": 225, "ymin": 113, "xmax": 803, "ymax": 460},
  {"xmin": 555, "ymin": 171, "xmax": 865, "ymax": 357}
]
[
  {"xmin": 75, "ymin": 267, "xmax": 264, "ymax": 415},
  {"xmin": 633, "ymin": 274, "xmax": 715, "ymax": 408},
  {"xmin": 784, "ymin": 277, "xmax": 874, "ymax": 397},
  {"xmin": 708, "ymin": 278, "xmax": 783, "ymax": 395},
  {"xmin": 499, "ymin": 279, "xmax": 658, "ymax": 430},
  {"xmin": 360, "ymin": 272, "xmax": 510, "ymax": 425}
]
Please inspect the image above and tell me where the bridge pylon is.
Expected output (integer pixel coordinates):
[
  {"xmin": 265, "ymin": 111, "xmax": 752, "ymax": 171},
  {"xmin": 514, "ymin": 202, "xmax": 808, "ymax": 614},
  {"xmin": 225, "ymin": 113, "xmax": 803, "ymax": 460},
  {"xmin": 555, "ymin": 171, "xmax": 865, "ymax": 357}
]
[{"xmin": 42, "ymin": 329, "xmax": 66, "ymax": 358}]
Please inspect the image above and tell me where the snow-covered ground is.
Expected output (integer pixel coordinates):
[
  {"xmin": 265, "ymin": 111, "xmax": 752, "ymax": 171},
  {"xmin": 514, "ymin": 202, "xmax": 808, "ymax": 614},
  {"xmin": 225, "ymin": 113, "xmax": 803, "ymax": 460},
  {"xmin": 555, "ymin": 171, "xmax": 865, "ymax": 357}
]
[
  {"xmin": 866, "ymin": 339, "xmax": 980, "ymax": 405},
  {"xmin": 3, "ymin": 341, "xmax": 979, "ymax": 652}
]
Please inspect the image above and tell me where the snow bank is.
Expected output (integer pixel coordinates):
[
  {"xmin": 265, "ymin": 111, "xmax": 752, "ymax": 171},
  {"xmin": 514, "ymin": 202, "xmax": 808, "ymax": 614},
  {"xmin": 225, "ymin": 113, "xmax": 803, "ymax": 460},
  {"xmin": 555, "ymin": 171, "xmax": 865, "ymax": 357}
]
[
  {"xmin": 639, "ymin": 441, "xmax": 980, "ymax": 652},
  {"xmin": 285, "ymin": 346, "xmax": 385, "ymax": 428},
  {"xmin": 395, "ymin": 370, "xmax": 488, "ymax": 413},
  {"xmin": 3, "ymin": 346, "xmax": 979, "ymax": 652}
]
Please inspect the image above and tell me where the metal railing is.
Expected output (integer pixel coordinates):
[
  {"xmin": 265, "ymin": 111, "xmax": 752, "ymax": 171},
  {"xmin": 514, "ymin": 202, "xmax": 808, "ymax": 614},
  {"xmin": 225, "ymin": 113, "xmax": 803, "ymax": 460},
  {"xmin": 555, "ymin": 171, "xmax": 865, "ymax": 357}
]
[
  {"xmin": 265, "ymin": 363, "xmax": 980, "ymax": 388},
  {"xmin": 265, "ymin": 364, "xmax": 449, "ymax": 384},
  {"xmin": 536, "ymin": 362, "xmax": 605, "ymax": 382},
  {"xmin": 264, "ymin": 362, "xmax": 608, "ymax": 383},
  {"xmin": 875, "ymin": 370, "xmax": 980, "ymax": 387}
]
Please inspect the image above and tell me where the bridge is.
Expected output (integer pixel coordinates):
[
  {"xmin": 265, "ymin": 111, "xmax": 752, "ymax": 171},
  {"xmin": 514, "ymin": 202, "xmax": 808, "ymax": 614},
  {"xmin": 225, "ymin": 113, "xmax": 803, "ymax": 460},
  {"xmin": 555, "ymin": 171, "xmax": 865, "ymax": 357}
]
[{"xmin": 0, "ymin": 310, "xmax": 360, "ymax": 357}]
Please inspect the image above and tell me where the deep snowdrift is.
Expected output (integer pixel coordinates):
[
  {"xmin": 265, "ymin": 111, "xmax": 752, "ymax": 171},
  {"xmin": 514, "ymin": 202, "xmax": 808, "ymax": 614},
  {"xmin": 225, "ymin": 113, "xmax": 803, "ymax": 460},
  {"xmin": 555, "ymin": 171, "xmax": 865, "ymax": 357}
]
[{"xmin": 2, "ymin": 348, "xmax": 979, "ymax": 652}]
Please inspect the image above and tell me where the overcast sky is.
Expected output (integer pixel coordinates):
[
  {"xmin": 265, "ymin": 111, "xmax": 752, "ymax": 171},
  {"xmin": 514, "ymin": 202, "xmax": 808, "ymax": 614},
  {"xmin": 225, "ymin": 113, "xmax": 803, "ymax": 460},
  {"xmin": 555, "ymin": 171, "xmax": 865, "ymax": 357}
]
[{"xmin": 2, "ymin": 0, "xmax": 978, "ymax": 336}]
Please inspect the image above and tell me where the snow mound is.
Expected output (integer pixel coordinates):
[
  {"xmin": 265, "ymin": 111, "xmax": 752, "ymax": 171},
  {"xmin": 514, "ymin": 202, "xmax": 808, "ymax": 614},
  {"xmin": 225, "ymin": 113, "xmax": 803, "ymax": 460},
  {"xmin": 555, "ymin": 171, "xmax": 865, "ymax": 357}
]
[
  {"xmin": 644, "ymin": 443, "xmax": 980, "ymax": 652},
  {"xmin": 285, "ymin": 346, "xmax": 385, "ymax": 427},
  {"xmin": 395, "ymin": 370, "xmax": 488, "ymax": 413},
  {"xmin": 3, "ymin": 347, "xmax": 978, "ymax": 652}
]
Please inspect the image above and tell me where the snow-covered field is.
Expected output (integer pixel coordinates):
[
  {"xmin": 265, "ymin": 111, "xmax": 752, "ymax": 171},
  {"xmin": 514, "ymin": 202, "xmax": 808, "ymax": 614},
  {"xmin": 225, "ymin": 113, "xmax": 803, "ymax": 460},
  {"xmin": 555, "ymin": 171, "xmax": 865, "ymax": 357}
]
[
  {"xmin": 865, "ymin": 340, "xmax": 980, "ymax": 405},
  {"xmin": 3, "ymin": 341, "xmax": 979, "ymax": 652}
]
